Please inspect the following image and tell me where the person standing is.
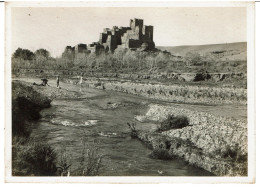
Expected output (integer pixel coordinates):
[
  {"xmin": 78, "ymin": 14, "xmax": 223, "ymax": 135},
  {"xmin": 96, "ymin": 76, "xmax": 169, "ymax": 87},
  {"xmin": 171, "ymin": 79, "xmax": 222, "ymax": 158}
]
[
  {"xmin": 79, "ymin": 76, "xmax": 83, "ymax": 91},
  {"xmin": 56, "ymin": 75, "xmax": 60, "ymax": 88},
  {"xmin": 79, "ymin": 76, "xmax": 83, "ymax": 85}
]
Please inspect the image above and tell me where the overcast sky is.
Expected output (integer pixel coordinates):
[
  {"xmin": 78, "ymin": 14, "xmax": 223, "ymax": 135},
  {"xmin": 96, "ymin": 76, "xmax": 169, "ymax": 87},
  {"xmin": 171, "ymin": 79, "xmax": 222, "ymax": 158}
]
[{"xmin": 11, "ymin": 7, "xmax": 247, "ymax": 57}]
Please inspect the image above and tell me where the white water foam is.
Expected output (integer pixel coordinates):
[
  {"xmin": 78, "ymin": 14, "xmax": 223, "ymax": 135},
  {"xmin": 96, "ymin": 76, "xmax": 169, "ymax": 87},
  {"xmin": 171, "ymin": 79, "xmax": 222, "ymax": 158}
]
[{"xmin": 50, "ymin": 119, "xmax": 98, "ymax": 127}]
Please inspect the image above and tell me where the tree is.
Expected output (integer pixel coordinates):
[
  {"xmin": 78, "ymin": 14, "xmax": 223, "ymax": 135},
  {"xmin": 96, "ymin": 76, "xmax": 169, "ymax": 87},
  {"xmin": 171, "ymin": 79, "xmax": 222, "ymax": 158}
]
[
  {"xmin": 34, "ymin": 49, "xmax": 51, "ymax": 67},
  {"xmin": 35, "ymin": 49, "xmax": 50, "ymax": 59},
  {"xmin": 154, "ymin": 52, "xmax": 169, "ymax": 69},
  {"xmin": 12, "ymin": 48, "xmax": 35, "ymax": 60}
]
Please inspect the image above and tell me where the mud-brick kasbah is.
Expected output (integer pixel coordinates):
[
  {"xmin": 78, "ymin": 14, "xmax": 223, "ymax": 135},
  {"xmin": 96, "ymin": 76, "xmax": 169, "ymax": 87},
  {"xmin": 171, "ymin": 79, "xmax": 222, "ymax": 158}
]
[{"xmin": 64, "ymin": 18, "xmax": 155, "ymax": 55}]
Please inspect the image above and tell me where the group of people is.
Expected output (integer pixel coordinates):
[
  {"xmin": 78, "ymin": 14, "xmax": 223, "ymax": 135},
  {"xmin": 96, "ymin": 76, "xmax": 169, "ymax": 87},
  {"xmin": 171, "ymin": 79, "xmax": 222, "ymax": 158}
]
[
  {"xmin": 32, "ymin": 78, "xmax": 50, "ymax": 86},
  {"xmin": 33, "ymin": 75, "xmax": 83, "ymax": 89},
  {"xmin": 33, "ymin": 77, "xmax": 60, "ymax": 87}
]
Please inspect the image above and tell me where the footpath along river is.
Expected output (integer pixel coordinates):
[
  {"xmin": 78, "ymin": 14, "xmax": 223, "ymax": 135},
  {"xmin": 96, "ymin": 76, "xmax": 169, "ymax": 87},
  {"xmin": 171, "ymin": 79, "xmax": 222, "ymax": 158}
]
[{"xmin": 16, "ymin": 77, "xmax": 246, "ymax": 176}]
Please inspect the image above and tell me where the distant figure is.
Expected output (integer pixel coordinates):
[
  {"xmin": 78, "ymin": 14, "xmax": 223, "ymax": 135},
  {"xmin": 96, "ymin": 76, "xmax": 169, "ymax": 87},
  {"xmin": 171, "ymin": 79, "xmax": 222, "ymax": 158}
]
[
  {"xmin": 56, "ymin": 75, "xmax": 60, "ymax": 88},
  {"xmin": 79, "ymin": 76, "xmax": 83, "ymax": 85},
  {"xmin": 42, "ymin": 78, "xmax": 50, "ymax": 86},
  {"xmin": 79, "ymin": 76, "xmax": 83, "ymax": 92},
  {"xmin": 33, "ymin": 78, "xmax": 49, "ymax": 86}
]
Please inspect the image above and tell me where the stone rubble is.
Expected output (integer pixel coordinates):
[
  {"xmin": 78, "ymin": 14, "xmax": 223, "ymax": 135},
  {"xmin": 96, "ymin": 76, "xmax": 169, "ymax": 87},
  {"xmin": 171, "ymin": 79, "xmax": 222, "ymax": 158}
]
[{"xmin": 134, "ymin": 104, "xmax": 247, "ymax": 176}]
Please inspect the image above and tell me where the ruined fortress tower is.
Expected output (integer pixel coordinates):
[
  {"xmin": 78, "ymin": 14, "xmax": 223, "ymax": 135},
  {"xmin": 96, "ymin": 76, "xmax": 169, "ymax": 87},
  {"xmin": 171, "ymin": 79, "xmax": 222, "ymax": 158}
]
[
  {"xmin": 118, "ymin": 18, "xmax": 155, "ymax": 51},
  {"xmin": 64, "ymin": 18, "xmax": 155, "ymax": 55}
]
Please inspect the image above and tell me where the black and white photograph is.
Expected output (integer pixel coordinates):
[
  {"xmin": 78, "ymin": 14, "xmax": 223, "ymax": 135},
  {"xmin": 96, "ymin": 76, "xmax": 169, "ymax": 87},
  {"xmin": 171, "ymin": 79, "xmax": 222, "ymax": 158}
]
[{"xmin": 4, "ymin": 1, "xmax": 256, "ymax": 183}]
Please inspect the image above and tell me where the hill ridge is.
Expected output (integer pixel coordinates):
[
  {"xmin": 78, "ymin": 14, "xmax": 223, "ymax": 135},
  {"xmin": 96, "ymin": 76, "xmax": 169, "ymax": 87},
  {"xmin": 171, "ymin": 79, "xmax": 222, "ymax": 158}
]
[{"xmin": 156, "ymin": 42, "xmax": 247, "ymax": 61}]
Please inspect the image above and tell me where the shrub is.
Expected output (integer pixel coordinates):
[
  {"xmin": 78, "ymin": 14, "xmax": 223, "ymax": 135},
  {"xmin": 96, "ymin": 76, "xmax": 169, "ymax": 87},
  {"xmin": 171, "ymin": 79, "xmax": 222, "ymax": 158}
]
[
  {"xmin": 56, "ymin": 147, "xmax": 72, "ymax": 176},
  {"xmin": 73, "ymin": 138, "xmax": 104, "ymax": 176},
  {"xmin": 220, "ymin": 144, "xmax": 248, "ymax": 163},
  {"xmin": 157, "ymin": 115, "xmax": 189, "ymax": 132},
  {"xmin": 12, "ymin": 138, "xmax": 57, "ymax": 176},
  {"xmin": 149, "ymin": 148, "xmax": 172, "ymax": 160}
]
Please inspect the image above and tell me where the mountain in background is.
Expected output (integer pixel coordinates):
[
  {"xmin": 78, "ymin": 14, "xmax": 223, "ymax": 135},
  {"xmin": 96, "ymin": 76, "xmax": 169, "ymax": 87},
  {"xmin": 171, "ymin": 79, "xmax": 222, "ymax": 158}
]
[{"xmin": 157, "ymin": 42, "xmax": 247, "ymax": 61}]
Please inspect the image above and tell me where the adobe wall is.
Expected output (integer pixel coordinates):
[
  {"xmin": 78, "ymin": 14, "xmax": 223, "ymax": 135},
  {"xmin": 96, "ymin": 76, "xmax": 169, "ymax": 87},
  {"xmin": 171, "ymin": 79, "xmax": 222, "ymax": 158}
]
[
  {"xmin": 99, "ymin": 33, "xmax": 108, "ymax": 43},
  {"xmin": 65, "ymin": 46, "xmax": 75, "ymax": 53},
  {"xmin": 74, "ymin": 44, "xmax": 87, "ymax": 53},
  {"xmin": 142, "ymin": 25, "xmax": 154, "ymax": 42},
  {"xmin": 103, "ymin": 35, "xmax": 118, "ymax": 52},
  {"xmin": 129, "ymin": 39, "xmax": 142, "ymax": 49},
  {"xmin": 130, "ymin": 18, "xmax": 143, "ymax": 30}
]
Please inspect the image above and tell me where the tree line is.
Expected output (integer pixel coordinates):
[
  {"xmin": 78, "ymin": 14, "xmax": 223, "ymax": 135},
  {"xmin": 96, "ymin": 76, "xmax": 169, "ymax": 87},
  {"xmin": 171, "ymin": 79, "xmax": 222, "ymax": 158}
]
[{"xmin": 12, "ymin": 47, "xmax": 243, "ymax": 74}]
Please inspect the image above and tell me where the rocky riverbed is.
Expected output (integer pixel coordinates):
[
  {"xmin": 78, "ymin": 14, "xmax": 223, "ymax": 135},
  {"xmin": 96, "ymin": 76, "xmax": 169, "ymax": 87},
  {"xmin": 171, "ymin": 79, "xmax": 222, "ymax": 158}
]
[{"xmin": 134, "ymin": 104, "xmax": 247, "ymax": 176}]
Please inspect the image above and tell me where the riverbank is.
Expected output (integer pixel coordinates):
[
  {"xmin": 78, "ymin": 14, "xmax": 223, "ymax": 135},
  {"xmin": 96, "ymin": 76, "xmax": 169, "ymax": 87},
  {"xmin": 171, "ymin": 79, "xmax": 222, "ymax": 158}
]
[
  {"xmin": 12, "ymin": 81, "xmax": 57, "ymax": 176},
  {"xmin": 133, "ymin": 104, "xmax": 247, "ymax": 176},
  {"xmin": 12, "ymin": 81, "xmax": 52, "ymax": 136},
  {"xmin": 12, "ymin": 68, "xmax": 247, "ymax": 88},
  {"xmin": 61, "ymin": 77, "xmax": 247, "ymax": 105},
  {"xmin": 12, "ymin": 80, "xmax": 106, "ymax": 176}
]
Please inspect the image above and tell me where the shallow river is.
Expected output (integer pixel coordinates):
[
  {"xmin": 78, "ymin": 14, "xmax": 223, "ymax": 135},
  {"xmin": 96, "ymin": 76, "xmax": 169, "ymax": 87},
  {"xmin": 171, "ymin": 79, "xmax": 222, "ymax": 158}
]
[{"xmin": 24, "ymin": 78, "xmax": 246, "ymax": 176}]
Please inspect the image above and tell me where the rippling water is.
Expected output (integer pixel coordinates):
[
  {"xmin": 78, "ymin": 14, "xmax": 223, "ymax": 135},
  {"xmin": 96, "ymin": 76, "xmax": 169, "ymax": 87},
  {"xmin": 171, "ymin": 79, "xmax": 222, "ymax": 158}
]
[{"xmin": 29, "ymin": 89, "xmax": 217, "ymax": 176}]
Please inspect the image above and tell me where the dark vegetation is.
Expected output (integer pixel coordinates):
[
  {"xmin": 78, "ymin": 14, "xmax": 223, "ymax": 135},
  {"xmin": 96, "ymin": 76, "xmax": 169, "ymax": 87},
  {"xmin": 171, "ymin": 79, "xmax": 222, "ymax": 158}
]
[
  {"xmin": 216, "ymin": 143, "xmax": 248, "ymax": 164},
  {"xmin": 157, "ymin": 115, "xmax": 190, "ymax": 132},
  {"xmin": 149, "ymin": 148, "xmax": 172, "ymax": 160},
  {"xmin": 12, "ymin": 81, "xmax": 51, "ymax": 137},
  {"xmin": 12, "ymin": 137, "xmax": 57, "ymax": 176},
  {"xmin": 127, "ymin": 122, "xmax": 138, "ymax": 138}
]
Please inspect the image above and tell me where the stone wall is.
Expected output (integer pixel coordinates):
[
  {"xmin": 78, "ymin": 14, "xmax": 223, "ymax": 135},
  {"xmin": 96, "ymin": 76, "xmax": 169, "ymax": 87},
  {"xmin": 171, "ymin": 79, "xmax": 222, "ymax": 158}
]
[{"xmin": 74, "ymin": 44, "xmax": 87, "ymax": 54}]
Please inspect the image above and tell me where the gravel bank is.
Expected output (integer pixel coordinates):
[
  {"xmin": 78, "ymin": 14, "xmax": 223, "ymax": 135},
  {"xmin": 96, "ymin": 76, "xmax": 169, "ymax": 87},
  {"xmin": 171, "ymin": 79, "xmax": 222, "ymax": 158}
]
[{"xmin": 134, "ymin": 104, "xmax": 247, "ymax": 176}]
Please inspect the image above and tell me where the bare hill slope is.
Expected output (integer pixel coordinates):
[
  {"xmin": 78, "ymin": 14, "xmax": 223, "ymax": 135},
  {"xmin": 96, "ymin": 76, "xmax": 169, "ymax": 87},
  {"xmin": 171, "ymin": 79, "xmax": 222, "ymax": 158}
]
[{"xmin": 157, "ymin": 42, "xmax": 247, "ymax": 61}]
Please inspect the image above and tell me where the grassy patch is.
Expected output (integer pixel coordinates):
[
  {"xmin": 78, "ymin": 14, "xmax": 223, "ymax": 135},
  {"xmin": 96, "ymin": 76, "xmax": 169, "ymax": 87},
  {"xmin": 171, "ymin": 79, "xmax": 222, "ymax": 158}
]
[
  {"xmin": 70, "ymin": 139, "xmax": 104, "ymax": 176},
  {"xmin": 12, "ymin": 137, "xmax": 57, "ymax": 176}
]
